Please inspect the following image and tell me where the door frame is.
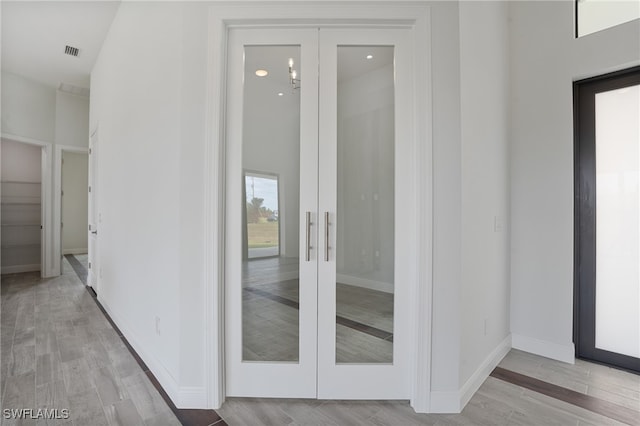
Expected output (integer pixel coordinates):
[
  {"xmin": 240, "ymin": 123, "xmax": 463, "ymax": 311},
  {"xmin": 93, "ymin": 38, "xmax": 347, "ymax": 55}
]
[
  {"xmin": 53, "ymin": 144, "xmax": 89, "ymax": 277},
  {"xmin": 573, "ymin": 65, "xmax": 640, "ymax": 373},
  {"xmin": 1, "ymin": 133, "xmax": 54, "ymax": 277},
  {"xmin": 205, "ymin": 1, "xmax": 433, "ymax": 412}
]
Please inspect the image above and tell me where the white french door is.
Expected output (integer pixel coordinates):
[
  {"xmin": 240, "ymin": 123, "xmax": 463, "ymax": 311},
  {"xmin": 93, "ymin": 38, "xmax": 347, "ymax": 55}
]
[{"xmin": 225, "ymin": 27, "xmax": 413, "ymax": 399}]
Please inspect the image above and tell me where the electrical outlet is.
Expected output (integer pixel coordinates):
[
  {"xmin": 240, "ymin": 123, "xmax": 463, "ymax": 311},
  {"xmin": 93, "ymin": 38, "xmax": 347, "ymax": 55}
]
[{"xmin": 155, "ymin": 316, "xmax": 161, "ymax": 335}]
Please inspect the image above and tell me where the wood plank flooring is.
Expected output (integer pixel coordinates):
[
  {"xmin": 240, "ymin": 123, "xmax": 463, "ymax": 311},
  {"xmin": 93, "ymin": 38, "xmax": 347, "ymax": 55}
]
[
  {"xmin": 1, "ymin": 256, "xmax": 222, "ymax": 426},
  {"xmin": 3, "ymin": 256, "xmax": 638, "ymax": 425}
]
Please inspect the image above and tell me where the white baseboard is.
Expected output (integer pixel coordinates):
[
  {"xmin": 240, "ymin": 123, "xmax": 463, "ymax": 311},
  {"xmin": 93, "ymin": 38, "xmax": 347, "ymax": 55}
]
[
  {"xmin": 1, "ymin": 264, "xmax": 40, "ymax": 274},
  {"xmin": 62, "ymin": 248, "xmax": 88, "ymax": 255},
  {"xmin": 429, "ymin": 391, "xmax": 460, "ymax": 413},
  {"xmin": 429, "ymin": 334, "xmax": 511, "ymax": 414},
  {"xmin": 459, "ymin": 334, "xmax": 512, "ymax": 410},
  {"xmin": 98, "ymin": 297, "xmax": 207, "ymax": 408},
  {"xmin": 336, "ymin": 274, "xmax": 393, "ymax": 293},
  {"xmin": 512, "ymin": 333, "xmax": 575, "ymax": 364},
  {"xmin": 178, "ymin": 386, "xmax": 208, "ymax": 408}
]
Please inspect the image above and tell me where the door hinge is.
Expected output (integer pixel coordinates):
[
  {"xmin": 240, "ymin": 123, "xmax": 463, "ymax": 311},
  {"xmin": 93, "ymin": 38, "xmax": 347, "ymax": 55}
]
[
  {"xmin": 88, "ymin": 262, "xmax": 92, "ymax": 269},
  {"xmin": 88, "ymin": 186, "xmax": 91, "ymax": 193},
  {"xmin": 61, "ymin": 222, "xmax": 63, "ymax": 228},
  {"xmin": 89, "ymin": 224, "xmax": 92, "ymax": 231},
  {"xmin": 61, "ymin": 190, "xmax": 64, "ymax": 196},
  {"xmin": 89, "ymin": 148, "xmax": 92, "ymax": 154}
]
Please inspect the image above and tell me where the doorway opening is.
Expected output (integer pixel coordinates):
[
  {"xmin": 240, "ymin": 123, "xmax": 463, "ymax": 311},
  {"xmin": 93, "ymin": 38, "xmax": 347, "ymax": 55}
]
[
  {"xmin": 1, "ymin": 138, "xmax": 45, "ymax": 276},
  {"xmin": 60, "ymin": 150, "xmax": 89, "ymax": 281}
]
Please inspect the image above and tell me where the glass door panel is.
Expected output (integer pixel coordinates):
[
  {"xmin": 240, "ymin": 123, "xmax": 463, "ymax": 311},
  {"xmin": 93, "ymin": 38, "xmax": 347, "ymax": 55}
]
[
  {"xmin": 242, "ymin": 46, "xmax": 301, "ymax": 363},
  {"xmin": 595, "ymin": 84, "xmax": 640, "ymax": 358},
  {"xmin": 335, "ymin": 46, "xmax": 395, "ymax": 364}
]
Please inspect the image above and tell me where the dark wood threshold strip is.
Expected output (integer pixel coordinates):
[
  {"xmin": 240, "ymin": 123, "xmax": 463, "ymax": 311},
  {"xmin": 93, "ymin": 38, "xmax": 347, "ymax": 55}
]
[
  {"xmin": 81, "ymin": 280, "xmax": 225, "ymax": 426},
  {"xmin": 244, "ymin": 286, "xmax": 394, "ymax": 342},
  {"xmin": 490, "ymin": 366, "xmax": 640, "ymax": 426},
  {"xmin": 64, "ymin": 254, "xmax": 88, "ymax": 285}
]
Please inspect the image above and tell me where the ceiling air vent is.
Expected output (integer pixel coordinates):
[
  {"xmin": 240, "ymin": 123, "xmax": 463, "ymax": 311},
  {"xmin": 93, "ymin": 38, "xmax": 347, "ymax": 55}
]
[{"xmin": 64, "ymin": 45, "xmax": 79, "ymax": 57}]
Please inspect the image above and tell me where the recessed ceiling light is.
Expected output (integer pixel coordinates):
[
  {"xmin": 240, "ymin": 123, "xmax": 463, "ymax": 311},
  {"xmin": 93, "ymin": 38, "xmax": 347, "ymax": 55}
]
[
  {"xmin": 366, "ymin": 54, "xmax": 373, "ymax": 59},
  {"xmin": 255, "ymin": 69, "xmax": 268, "ymax": 77},
  {"xmin": 278, "ymin": 92, "xmax": 284, "ymax": 97}
]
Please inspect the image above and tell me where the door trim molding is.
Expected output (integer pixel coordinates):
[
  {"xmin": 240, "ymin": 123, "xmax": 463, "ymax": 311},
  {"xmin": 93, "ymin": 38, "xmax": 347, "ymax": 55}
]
[
  {"xmin": 205, "ymin": 1, "xmax": 433, "ymax": 411},
  {"xmin": 1, "ymin": 133, "xmax": 55, "ymax": 277},
  {"xmin": 54, "ymin": 144, "xmax": 89, "ymax": 279}
]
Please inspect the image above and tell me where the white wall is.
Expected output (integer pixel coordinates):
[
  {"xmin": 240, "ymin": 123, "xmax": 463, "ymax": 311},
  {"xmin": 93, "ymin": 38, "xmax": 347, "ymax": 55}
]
[
  {"xmin": 428, "ymin": 0, "xmax": 463, "ymax": 400},
  {"xmin": 1, "ymin": 139, "xmax": 42, "ymax": 182},
  {"xmin": 459, "ymin": 0, "xmax": 511, "ymax": 394},
  {"xmin": 1, "ymin": 71, "xmax": 56, "ymax": 142},
  {"xmin": 55, "ymin": 91, "xmax": 90, "ymax": 147},
  {"xmin": 61, "ymin": 151, "xmax": 88, "ymax": 254},
  {"xmin": 90, "ymin": 0, "xmax": 193, "ymax": 406},
  {"xmin": 510, "ymin": 1, "xmax": 640, "ymax": 362}
]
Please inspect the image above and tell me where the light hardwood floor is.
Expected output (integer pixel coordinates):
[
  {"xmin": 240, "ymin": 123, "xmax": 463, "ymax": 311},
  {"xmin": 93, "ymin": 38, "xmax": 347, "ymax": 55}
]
[
  {"xmin": 1, "ymin": 258, "xmax": 181, "ymax": 426},
  {"xmin": 3, "ymin": 257, "xmax": 638, "ymax": 425},
  {"xmin": 218, "ymin": 349, "xmax": 639, "ymax": 425}
]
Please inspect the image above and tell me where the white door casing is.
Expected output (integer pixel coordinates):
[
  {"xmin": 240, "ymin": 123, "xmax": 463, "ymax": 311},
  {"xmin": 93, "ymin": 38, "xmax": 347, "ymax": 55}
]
[{"xmin": 88, "ymin": 130, "xmax": 99, "ymax": 291}]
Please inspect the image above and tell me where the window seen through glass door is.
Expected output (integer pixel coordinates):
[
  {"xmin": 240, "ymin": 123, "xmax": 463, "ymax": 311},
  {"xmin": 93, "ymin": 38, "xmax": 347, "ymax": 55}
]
[{"xmin": 245, "ymin": 173, "xmax": 280, "ymax": 259}]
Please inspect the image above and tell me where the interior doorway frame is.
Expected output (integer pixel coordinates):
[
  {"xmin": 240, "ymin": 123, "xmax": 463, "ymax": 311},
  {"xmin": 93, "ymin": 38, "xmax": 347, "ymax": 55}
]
[
  {"xmin": 204, "ymin": 1, "xmax": 433, "ymax": 412},
  {"xmin": 1, "ymin": 133, "xmax": 53, "ymax": 277},
  {"xmin": 54, "ymin": 144, "xmax": 90, "ymax": 277}
]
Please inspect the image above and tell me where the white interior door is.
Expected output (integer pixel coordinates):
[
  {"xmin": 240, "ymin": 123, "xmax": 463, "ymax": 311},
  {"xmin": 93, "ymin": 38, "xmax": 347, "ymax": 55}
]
[
  {"xmin": 225, "ymin": 27, "xmax": 413, "ymax": 400},
  {"xmin": 225, "ymin": 28, "xmax": 320, "ymax": 398},
  {"xmin": 88, "ymin": 131, "xmax": 99, "ymax": 291},
  {"xmin": 317, "ymin": 28, "xmax": 413, "ymax": 399}
]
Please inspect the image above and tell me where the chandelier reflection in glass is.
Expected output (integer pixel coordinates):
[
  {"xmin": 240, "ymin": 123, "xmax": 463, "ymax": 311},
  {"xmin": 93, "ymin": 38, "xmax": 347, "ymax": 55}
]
[{"xmin": 288, "ymin": 58, "xmax": 300, "ymax": 90}]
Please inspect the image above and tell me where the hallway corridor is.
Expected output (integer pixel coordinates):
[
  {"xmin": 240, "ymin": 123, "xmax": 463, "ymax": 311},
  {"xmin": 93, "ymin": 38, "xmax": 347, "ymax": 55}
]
[{"xmin": 0, "ymin": 257, "xmax": 184, "ymax": 425}]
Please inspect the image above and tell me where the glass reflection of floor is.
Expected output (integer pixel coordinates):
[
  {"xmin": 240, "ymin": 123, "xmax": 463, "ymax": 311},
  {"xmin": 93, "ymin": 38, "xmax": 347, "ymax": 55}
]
[{"xmin": 242, "ymin": 257, "xmax": 393, "ymax": 363}]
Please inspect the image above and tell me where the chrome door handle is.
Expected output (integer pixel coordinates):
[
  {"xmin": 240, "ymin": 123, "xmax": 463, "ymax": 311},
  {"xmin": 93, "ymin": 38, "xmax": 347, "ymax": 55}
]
[
  {"xmin": 91, "ymin": 230, "xmax": 98, "ymax": 235},
  {"xmin": 324, "ymin": 212, "xmax": 330, "ymax": 262},
  {"xmin": 305, "ymin": 212, "xmax": 312, "ymax": 261}
]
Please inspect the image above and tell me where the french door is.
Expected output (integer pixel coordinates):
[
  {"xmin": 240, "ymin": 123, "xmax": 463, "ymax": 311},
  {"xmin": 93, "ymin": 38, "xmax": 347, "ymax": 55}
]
[{"xmin": 225, "ymin": 27, "xmax": 414, "ymax": 399}]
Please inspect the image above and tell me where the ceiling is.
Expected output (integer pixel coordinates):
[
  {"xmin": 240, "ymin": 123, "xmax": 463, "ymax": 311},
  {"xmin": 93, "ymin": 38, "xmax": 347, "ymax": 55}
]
[{"xmin": 1, "ymin": 1, "xmax": 121, "ymax": 91}]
